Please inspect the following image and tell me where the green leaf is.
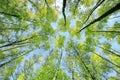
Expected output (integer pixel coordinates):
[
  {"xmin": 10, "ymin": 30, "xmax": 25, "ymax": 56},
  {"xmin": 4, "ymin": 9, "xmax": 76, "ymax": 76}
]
[
  {"xmin": 46, "ymin": 8, "xmax": 58, "ymax": 22},
  {"xmin": 54, "ymin": 35, "xmax": 65, "ymax": 48},
  {"xmin": 17, "ymin": 73, "xmax": 26, "ymax": 80},
  {"xmin": 81, "ymin": 0, "xmax": 94, "ymax": 7},
  {"xmin": 44, "ymin": 41, "xmax": 50, "ymax": 50},
  {"xmin": 117, "ymin": 35, "xmax": 120, "ymax": 44}
]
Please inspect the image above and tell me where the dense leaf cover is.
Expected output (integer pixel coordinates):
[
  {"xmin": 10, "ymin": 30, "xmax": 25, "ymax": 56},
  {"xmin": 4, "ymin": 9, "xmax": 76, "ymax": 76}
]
[{"xmin": 0, "ymin": 0, "xmax": 120, "ymax": 80}]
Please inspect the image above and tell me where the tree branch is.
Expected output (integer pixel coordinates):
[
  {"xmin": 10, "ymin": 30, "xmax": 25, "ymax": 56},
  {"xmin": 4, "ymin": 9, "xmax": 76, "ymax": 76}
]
[
  {"xmin": 95, "ymin": 53, "xmax": 120, "ymax": 68},
  {"xmin": 90, "ymin": 30, "xmax": 120, "ymax": 33},
  {"xmin": 62, "ymin": 0, "xmax": 67, "ymax": 26},
  {"xmin": 73, "ymin": 46, "xmax": 95, "ymax": 80},
  {"xmin": 0, "ymin": 11, "xmax": 21, "ymax": 19},
  {"xmin": 78, "ymin": 2, "xmax": 120, "ymax": 32},
  {"xmin": 0, "ymin": 50, "xmax": 32, "ymax": 68},
  {"xmin": 98, "ymin": 46, "xmax": 120, "ymax": 58},
  {"xmin": 82, "ymin": 0, "xmax": 105, "ymax": 26}
]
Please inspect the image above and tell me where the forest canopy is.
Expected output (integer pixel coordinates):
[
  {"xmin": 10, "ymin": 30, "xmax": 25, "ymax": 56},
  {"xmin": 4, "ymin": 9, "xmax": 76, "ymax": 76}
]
[{"xmin": 0, "ymin": 0, "xmax": 120, "ymax": 80}]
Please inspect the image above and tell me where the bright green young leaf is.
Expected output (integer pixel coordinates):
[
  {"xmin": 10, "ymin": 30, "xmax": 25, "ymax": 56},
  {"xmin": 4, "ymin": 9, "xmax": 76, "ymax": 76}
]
[
  {"xmin": 17, "ymin": 73, "xmax": 26, "ymax": 80},
  {"xmin": 54, "ymin": 35, "xmax": 65, "ymax": 48}
]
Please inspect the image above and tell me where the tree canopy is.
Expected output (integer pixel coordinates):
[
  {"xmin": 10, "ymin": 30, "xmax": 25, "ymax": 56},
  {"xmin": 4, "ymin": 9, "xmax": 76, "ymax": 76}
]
[{"xmin": 0, "ymin": 0, "xmax": 120, "ymax": 80}]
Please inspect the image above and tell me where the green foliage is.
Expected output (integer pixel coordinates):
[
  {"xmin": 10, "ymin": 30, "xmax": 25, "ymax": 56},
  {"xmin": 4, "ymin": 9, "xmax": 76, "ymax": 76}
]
[
  {"xmin": 46, "ymin": 8, "xmax": 58, "ymax": 22},
  {"xmin": 41, "ymin": 22, "xmax": 55, "ymax": 35},
  {"xmin": 0, "ymin": 0, "xmax": 120, "ymax": 80},
  {"xmin": 1, "ymin": 66, "xmax": 16, "ymax": 77},
  {"xmin": 47, "ymin": 0, "xmax": 54, "ymax": 4},
  {"xmin": 102, "ymin": 43, "xmax": 111, "ymax": 53},
  {"xmin": 30, "ymin": 50, "xmax": 69, "ymax": 80},
  {"xmin": 117, "ymin": 35, "xmax": 120, "ymax": 44},
  {"xmin": 69, "ymin": 27, "xmax": 80, "ymax": 38},
  {"xmin": 109, "ymin": 76, "xmax": 119, "ymax": 80},
  {"xmin": 91, "ymin": 53, "xmax": 110, "ymax": 77},
  {"xmin": 81, "ymin": 0, "xmax": 94, "ymax": 7},
  {"xmin": 109, "ymin": 54, "xmax": 120, "ymax": 65},
  {"xmin": 0, "ymin": 51, "xmax": 6, "ymax": 61},
  {"xmin": 17, "ymin": 73, "xmax": 26, "ymax": 80},
  {"xmin": 54, "ymin": 35, "xmax": 65, "ymax": 48},
  {"xmin": 44, "ymin": 41, "xmax": 50, "ymax": 50}
]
